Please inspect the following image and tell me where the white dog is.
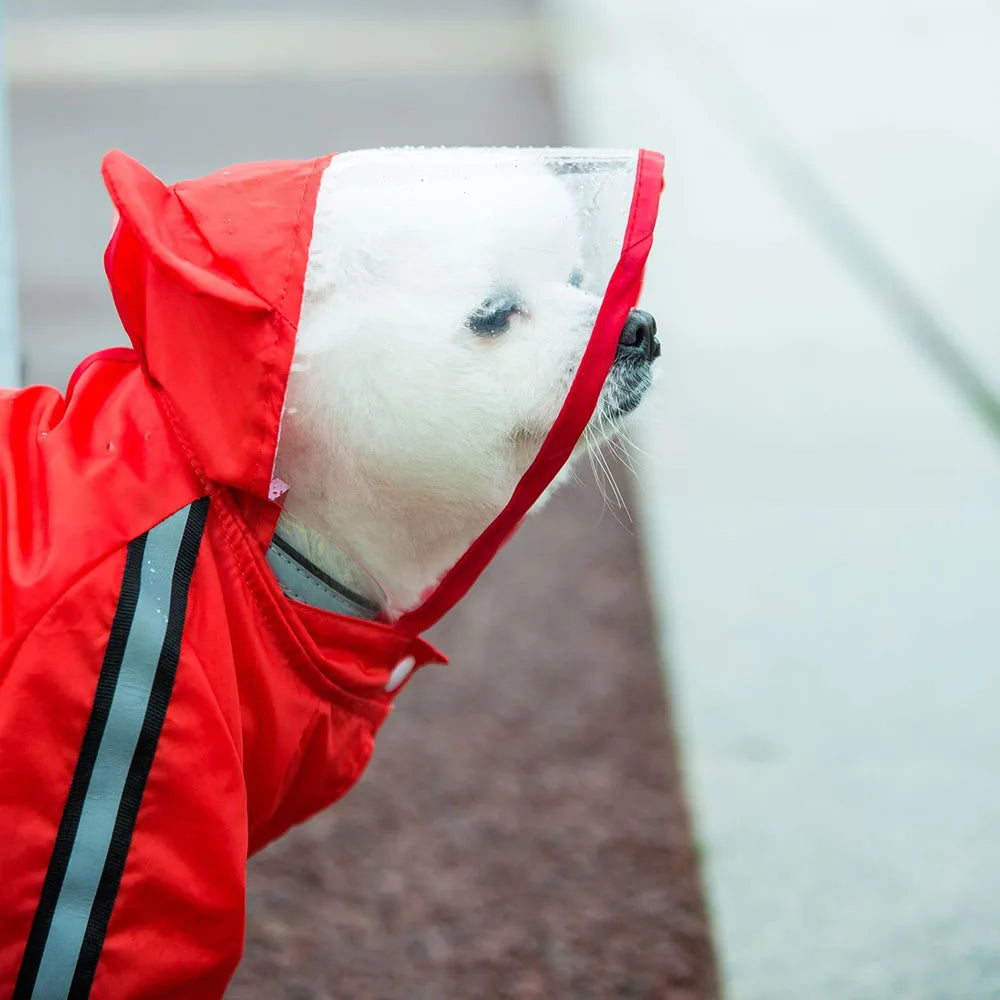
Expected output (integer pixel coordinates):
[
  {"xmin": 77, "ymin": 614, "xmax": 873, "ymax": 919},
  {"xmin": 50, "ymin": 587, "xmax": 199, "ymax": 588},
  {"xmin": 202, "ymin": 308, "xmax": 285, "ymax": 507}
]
[{"xmin": 274, "ymin": 152, "xmax": 660, "ymax": 616}]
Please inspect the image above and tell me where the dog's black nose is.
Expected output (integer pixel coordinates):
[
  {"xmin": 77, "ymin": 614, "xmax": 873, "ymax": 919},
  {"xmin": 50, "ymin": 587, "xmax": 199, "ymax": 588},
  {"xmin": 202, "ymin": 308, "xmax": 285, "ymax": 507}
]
[{"xmin": 617, "ymin": 309, "xmax": 660, "ymax": 363}]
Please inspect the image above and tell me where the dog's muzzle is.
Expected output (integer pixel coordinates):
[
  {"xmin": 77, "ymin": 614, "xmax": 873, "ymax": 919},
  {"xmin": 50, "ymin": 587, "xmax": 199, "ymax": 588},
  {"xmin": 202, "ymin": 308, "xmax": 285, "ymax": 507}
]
[{"xmin": 616, "ymin": 309, "xmax": 660, "ymax": 364}]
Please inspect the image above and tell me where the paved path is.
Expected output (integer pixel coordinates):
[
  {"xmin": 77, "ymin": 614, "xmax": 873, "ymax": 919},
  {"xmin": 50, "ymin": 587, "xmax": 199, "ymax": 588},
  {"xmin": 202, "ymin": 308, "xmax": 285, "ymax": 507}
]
[{"xmin": 548, "ymin": 1, "xmax": 1000, "ymax": 997}]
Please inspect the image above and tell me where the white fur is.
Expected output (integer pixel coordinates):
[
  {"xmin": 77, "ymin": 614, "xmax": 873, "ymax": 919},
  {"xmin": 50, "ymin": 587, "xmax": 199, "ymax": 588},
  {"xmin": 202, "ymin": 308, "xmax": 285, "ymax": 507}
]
[{"xmin": 274, "ymin": 151, "xmax": 642, "ymax": 616}]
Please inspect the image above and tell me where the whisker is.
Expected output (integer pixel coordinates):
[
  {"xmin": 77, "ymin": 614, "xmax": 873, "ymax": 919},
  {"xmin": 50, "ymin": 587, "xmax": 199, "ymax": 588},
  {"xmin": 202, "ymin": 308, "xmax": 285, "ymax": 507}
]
[
  {"xmin": 586, "ymin": 427, "xmax": 633, "ymax": 530},
  {"xmin": 606, "ymin": 435, "xmax": 639, "ymax": 476},
  {"xmin": 583, "ymin": 427, "xmax": 611, "ymax": 528}
]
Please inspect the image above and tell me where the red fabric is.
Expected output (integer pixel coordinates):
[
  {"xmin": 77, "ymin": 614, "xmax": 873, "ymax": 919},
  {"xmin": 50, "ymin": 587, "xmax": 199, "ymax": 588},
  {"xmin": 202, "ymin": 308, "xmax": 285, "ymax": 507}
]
[
  {"xmin": 0, "ymin": 147, "xmax": 663, "ymax": 997},
  {"xmin": 101, "ymin": 151, "xmax": 326, "ymax": 499}
]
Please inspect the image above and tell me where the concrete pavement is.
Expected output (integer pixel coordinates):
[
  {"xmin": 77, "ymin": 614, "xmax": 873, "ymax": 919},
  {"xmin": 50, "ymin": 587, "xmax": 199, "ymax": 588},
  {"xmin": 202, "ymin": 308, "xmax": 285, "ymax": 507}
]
[{"xmin": 548, "ymin": 1, "xmax": 1000, "ymax": 997}]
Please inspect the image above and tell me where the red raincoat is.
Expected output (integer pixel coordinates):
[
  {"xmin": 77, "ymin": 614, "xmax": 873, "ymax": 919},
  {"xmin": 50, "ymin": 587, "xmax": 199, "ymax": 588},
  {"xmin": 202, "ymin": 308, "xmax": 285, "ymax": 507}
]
[{"xmin": 0, "ymin": 148, "xmax": 663, "ymax": 998}]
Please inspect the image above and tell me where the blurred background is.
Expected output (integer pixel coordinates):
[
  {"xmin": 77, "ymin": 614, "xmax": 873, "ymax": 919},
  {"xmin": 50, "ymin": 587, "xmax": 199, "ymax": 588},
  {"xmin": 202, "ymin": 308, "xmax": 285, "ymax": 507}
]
[{"xmin": 2, "ymin": 1, "xmax": 998, "ymax": 999}]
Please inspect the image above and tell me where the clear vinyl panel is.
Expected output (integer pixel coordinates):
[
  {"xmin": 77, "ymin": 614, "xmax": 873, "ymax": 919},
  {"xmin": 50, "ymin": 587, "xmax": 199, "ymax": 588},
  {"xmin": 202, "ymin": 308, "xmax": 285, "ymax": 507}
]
[{"xmin": 275, "ymin": 147, "xmax": 642, "ymax": 617}]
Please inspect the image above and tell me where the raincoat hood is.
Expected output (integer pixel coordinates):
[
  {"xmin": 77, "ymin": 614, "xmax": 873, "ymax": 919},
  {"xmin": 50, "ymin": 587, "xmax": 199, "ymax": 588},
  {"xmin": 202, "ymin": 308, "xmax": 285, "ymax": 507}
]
[
  {"xmin": 102, "ymin": 150, "xmax": 324, "ymax": 501},
  {"xmin": 102, "ymin": 146, "xmax": 664, "ymax": 634}
]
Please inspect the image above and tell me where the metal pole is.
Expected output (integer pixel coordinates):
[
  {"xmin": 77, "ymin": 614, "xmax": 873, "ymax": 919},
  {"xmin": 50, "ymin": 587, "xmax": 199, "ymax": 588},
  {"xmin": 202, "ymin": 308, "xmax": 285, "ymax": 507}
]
[{"xmin": 0, "ymin": 0, "xmax": 20, "ymax": 386}]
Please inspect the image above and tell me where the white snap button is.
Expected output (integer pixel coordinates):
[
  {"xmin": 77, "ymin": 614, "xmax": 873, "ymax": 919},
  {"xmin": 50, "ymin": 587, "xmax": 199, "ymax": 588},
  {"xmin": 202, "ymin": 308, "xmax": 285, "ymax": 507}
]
[{"xmin": 385, "ymin": 655, "xmax": 416, "ymax": 693}]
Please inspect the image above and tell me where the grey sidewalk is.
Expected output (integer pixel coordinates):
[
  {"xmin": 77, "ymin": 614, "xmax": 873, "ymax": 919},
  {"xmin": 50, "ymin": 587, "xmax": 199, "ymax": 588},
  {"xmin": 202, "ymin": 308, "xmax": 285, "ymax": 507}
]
[{"xmin": 549, "ymin": 0, "xmax": 1000, "ymax": 997}]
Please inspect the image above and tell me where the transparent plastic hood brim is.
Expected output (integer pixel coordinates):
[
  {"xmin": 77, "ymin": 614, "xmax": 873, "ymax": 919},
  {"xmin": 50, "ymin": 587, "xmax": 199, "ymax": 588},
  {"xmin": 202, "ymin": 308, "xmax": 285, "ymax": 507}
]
[
  {"xmin": 397, "ymin": 149, "xmax": 664, "ymax": 634},
  {"xmin": 275, "ymin": 147, "xmax": 665, "ymax": 633}
]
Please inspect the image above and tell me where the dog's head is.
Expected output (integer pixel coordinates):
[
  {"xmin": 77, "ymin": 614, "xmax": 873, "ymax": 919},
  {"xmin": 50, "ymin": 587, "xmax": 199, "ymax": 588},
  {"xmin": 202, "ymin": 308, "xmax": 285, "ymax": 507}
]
[{"xmin": 275, "ymin": 150, "xmax": 660, "ymax": 612}]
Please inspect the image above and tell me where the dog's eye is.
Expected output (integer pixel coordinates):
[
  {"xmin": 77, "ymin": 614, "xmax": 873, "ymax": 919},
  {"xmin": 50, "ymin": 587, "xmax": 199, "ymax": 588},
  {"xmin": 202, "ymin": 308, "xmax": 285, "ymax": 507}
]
[
  {"xmin": 568, "ymin": 269, "xmax": 586, "ymax": 289},
  {"xmin": 467, "ymin": 295, "xmax": 521, "ymax": 338}
]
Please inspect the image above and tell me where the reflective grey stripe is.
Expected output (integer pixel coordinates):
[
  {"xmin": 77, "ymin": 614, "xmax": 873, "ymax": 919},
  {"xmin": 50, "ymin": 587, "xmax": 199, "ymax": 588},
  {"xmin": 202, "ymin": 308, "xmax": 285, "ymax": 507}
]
[{"xmin": 30, "ymin": 504, "xmax": 191, "ymax": 999}]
